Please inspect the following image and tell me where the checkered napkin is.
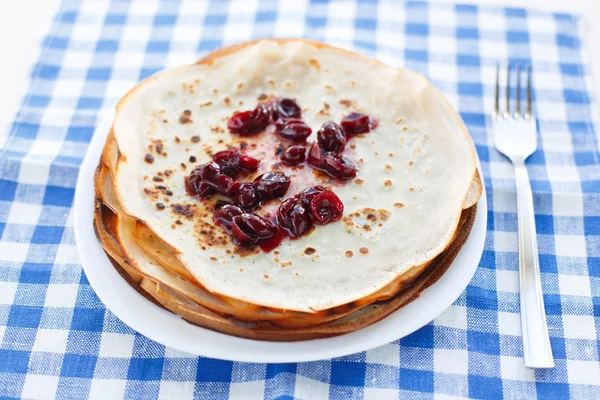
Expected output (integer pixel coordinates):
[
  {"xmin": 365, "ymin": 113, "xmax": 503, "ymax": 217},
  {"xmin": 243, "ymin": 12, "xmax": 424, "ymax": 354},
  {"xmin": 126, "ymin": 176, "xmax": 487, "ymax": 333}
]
[{"xmin": 1, "ymin": 0, "xmax": 599, "ymax": 398}]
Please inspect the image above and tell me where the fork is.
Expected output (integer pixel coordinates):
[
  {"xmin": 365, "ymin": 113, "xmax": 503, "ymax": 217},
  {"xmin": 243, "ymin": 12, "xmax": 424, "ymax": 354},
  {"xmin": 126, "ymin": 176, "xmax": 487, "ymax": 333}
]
[{"xmin": 492, "ymin": 64, "xmax": 554, "ymax": 369}]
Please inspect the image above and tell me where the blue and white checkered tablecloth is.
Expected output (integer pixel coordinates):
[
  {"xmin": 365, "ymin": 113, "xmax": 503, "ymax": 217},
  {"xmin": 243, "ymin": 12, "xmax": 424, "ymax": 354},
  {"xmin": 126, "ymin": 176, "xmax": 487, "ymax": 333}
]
[{"xmin": 1, "ymin": 0, "xmax": 599, "ymax": 398}]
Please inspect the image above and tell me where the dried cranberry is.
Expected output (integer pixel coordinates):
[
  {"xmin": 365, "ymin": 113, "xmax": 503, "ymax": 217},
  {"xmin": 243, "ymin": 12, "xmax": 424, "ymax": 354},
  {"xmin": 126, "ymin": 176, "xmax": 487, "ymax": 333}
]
[
  {"xmin": 309, "ymin": 191, "xmax": 344, "ymax": 224},
  {"xmin": 340, "ymin": 112, "xmax": 376, "ymax": 134},
  {"xmin": 307, "ymin": 142, "xmax": 325, "ymax": 169},
  {"xmin": 273, "ymin": 98, "xmax": 302, "ymax": 120},
  {"xmin": 238, "ymin": 153, "xmax": 260, "ymax": 170},
  {"xmin": 317, "ymin": 121, "xmax": 346, "ymax": 153},
  {"xmin": 280, "ymin": 145, "xmax": 306, "ymax": 166},
  {"xmin": 213, "ymin": 204, "xmax": 244, "ymax": 234},
  {"xmin": 200, "ymin": 162, "xmax": 241, "ymax": 195},
  {"xmin": 212, "ymin": 150, "xmax": 239, "ymax": 176},
  {"xmin": 275, "ymin": 119, "xmax": 312, "ymax": 142},
  {"xmin": 297, "ymin": 186, "xmax": 327, "ymax": 209},
  {"xmin": 227, "ymin": 103, "xmax": 270, "ymax": 135},
  {"xmin": 253, "ymin": 172, "xmax": 291, "ymax": 200},
  {"xmin": 232, "ymin": 213, "xmax": 277, "ymax": 244},
  {"xmin": 323, "ymin": 153, "xmax": 358, "ymax": 180},
  {"xmin": 277, "ymin": 198, "xmax": 311, "ymax": 237},
  {"xmin": 235, "ymin": 183, "xmax": 260, "ymax": 211}
]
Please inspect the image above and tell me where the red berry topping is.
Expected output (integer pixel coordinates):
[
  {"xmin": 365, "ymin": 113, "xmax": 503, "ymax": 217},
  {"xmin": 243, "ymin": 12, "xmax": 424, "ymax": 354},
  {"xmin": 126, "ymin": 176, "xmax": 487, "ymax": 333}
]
[
  {"xmin": 253, "ymin": 172, "xmax": 291, "ymax": 200},
  {"xmin": 212, "ymin": 150, "xmax": 239, "ymax": 176},
  {"xmin": 275, "ymin": 119, "xmax": 312, "ymax": 142},
  {"xmin": 340, "ymin": 112, "xmax": 377, "ymax": 134},
  {"xmin": 238, "ymin": 153, "xmax": 260, "ymax": 170},
  {"xmin": 277, "ymin": 198, "xmax": 311, "ymax": 237},
  {"xmin": 213, "ymin": 204, "xmax": 244, "ymax": 234},
  {"xmin": 227, "ymin": 103, "xmax": 270, "ymax": 135},
  {"xmin": 197, "ymin": 182, "xmax": 215, "ymax": 199},
  {"xmin": 235, "ymin": 183, "xmax": 260, "ymax": 211},
  {"xmin": 309, "ymin": 191, "xmax": 344, "ymax": 224},
  {"xmin": 307, "ymin": 142, "xmax": 325, "ymax": 169},
  {"xmin": 323, "ymin": 153, "xmax": 358, "ymax": 180},
  {"xmin": 297, "ymin": 186, "xmax": 327, "ymax": 209},
  {"xmin": 280, "ymin": 145, "xmax": 306, "ymax": 166},
  {"xmin": 231, "ymin": 213, "xmax": 277, "ymax": 244},
  {"xmin": 200, "ymin": 162, "xmax": 241, "ymax": 195},
  {"xmin": 317, "ymin": 121, "xmax": 346, "ymax": 153},
  {"xmin": 273, "ymin": 98, "xmax": 302, "ymax": 120}
]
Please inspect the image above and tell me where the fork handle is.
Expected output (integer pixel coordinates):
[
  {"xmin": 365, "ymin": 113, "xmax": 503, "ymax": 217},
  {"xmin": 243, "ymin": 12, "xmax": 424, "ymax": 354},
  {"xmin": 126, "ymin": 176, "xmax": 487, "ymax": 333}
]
[{"xmin": 514, "ymin": 161, "xmax": 554, "ymax": 368}]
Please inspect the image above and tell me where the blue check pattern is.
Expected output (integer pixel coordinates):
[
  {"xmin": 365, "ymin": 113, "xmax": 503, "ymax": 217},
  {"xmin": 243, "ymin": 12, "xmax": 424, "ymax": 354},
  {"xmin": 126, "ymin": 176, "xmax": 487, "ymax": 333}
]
[{"xmin": 1, "ymin": 0, "xmax": 599, "ymax": 398}]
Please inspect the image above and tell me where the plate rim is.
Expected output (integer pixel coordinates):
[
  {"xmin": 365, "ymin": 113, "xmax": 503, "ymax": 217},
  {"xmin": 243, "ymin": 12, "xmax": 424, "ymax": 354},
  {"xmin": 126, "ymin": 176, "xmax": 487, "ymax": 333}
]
[{"xmin": 74, "ymin": 108, "xmax": 487, "ymax": 363}]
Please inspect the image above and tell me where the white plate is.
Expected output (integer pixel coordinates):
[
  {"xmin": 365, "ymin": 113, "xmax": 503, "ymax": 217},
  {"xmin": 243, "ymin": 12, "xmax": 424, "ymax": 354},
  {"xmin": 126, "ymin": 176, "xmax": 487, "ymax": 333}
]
[{"xmin": 74, "ymin": 108, "xmax": 487, "ymax": 363}]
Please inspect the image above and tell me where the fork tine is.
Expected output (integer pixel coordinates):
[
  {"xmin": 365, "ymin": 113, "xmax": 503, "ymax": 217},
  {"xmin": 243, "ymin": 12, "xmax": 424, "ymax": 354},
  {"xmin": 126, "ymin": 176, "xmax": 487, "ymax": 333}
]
[
  {"xmin": 526, "ymin": 64, "xmax": 532, "ymax": 119},
  {"xmin": 494, "ymin": 63, "xmax": 500, "ymax": 118},
  {"xmin": 515, "ymin": 63, "xmax": 521, "ymax": 118},
  {"xmin": 505, "ymin": 63, "xmax": 511, "ymax": 118}
]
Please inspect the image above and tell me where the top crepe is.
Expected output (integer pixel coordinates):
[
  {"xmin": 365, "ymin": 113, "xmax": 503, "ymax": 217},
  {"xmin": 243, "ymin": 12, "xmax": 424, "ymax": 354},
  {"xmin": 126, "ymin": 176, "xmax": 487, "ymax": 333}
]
[{"xmin": 110, "ymin": 39, "xmax": 481, "ymax": 313}]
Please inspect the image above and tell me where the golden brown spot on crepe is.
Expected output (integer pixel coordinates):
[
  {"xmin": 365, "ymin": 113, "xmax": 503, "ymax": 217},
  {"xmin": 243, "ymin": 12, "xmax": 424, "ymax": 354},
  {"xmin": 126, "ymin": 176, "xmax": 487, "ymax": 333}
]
[
  {"xmin": 345, "ymin": 250, "xmax": 353, "ymax": 258},
  {"xmin": 359, "ymin": 158, "xmax": 365, "ymax": 163},
  {"xmin": 396, "ymin": 117, "xmax": 404, "ymax": 124},
  {"xmin": 152, "ymin": 176, "xmax": 163, "ymax": 182},
  {"xmin": 268, "ymin": 80, "xmax": 275, "ymax": 88},
  {"xmin": 339, "ymin": 99, "xmax": 352, "ymax": 107},
  {"xmin": 237, "ymin": 82, "xmax": 244, "ymax": 89},
  {"xmin": 403, "ymin": 126, "xmax": 408, "ymax": 131},
  {"xmin": 295, "ymin": 272, "xmax": 300, "ymax": 276},
  {"xmin": 239, "ymin": 268, "xmax": 244, "ymax": 272},
  {"xmin": 224, "ymin": 97, "xmax": 231, "ymax": 106},
  {"xmin": 374, "ymin": 152, "xmax": 379, "ymax": 156},
  {"xmin": 384, "ymin": 180, "xmax": 393, "ymax": 187},
  {"xmin": 388, "ymin": 153, "xmax": 394, "ymax": 158},
  {"xmin": 409, "ymin": 188, "xmax": 415, "ymax": 192},
  {"xmin": 359, "ymin": 247, "xmax": 369, "ymax": 254},
  {"xmin": 212, "ymin": 89, "xmax": 218, "ymax": 94},
  {"xmin": 179, "ymin": 116, "xmax": 192, "ymax": 124},
  {"xmin": 350, "ymin": 144, "xmax": 356, "ymax": 150},
  {"xmin": 354, "ymin": 178, "xmax": 364, "ymax": 186},
  {"xmin": 316, "ymin": 103, "xmax": 331, "ymax": 116},
  {"xmin": 144, "ymin": 154, "xmax": 154, "ymax": 164},
  {"xmin": 200, "ymin": 101, "xmax": 212, "ymax": 107},
  {"xmin": 180, "ymin": 163, "xmax": 186, "ymax": 170},
  {"xmin": 191, "ymin": 136, "xmax": 200, "ymax": 143},
  {"xmin": 211, "ymin": 126, "xmax": 224, "ymax": 134},
  {"xmin": 263, "ymin": 274, "xmax": 269, "ymax": 279},
  {"xmin": 285, "ymin": 82, "xmax": 292, "ymax": 89},
  {"xmin": 156, "ymin": 203, "xmax": 165, "ymax": 210},
  {"xmin": 351, "ymin": 81, "xmax": 356, "ymax": 86},
  {"xmin": 170, "ymin": 203, "xmax": 194, "ymax": 219},
  {"xmin": 257, "ymin": 93, "xmax": 268, "ymax": 101},
  {"xmin": 163, "ymin": 119, "xmax": 168, "ymax": 124},
  {"xmin": 155, "ymin": 143, "xmax": 164, "ymax": 155},
  {"xmin": 309, "ymin": 59, "xmax": 320, "ymax": 70},
  {"xmin": 394, "ymin": 202, "xmax": 405, "ymax": 208},
  {"xmin": 384, "ymin": 164, "xmax": 393, "ymax": 171},
  {"xmin": 210, "ymin": 257, "xmax": 218, "ymax": 262},
  {"xmin": 175, "ymin": 220, "xmax": 182, "ymax": 225},
  {"xmin": 325, "ymin": 85, "xmax": 335, "ymax": 93},
  {"xmin": 280, "ymin": 261, "xmax": 292, "ymax": 268},
  {"xmin": 189, "ymin": 156, "xmax": 197, "ymax": 163},
  {"xmin": 304, "ymin": 247, "xmax": 316, "ymax": 255}
]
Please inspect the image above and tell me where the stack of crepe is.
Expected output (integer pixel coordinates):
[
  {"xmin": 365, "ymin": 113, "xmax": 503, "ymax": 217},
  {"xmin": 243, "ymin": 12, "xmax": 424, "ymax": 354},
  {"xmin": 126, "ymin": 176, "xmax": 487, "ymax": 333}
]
[{"xmin": 93, "ymin": 39, "xmax": 481, "ymax": 341}]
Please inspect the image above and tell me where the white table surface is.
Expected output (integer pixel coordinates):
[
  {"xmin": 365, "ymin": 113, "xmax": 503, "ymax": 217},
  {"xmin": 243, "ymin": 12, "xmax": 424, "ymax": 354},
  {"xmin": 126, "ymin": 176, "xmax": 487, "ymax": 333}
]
[{"xmin": 1, "ymin": 0, "xmax": 599, "ymax": 139}]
